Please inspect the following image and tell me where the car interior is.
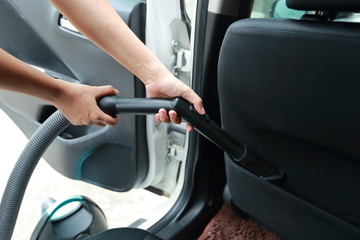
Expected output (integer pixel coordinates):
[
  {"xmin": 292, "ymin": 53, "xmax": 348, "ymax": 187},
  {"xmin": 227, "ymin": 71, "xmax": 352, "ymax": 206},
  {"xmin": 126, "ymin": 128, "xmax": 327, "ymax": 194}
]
[
  {"xmin": 1, "ymin": 0, "xmax": 360, "ymax": 239},
  {"xmin": 219, "ymin": 0, "xmax": 360, "ymax": 239}
]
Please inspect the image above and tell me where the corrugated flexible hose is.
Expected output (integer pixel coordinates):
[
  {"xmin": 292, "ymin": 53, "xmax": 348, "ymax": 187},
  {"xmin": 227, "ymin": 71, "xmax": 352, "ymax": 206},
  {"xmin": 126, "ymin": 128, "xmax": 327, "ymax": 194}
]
[
  {"xmin": 0, "ymin": 96, "xmax": 248, "ymax": 240},
  {"xmin": 0, "ymin": 111, "xmax": 70, "ymax": 240}
]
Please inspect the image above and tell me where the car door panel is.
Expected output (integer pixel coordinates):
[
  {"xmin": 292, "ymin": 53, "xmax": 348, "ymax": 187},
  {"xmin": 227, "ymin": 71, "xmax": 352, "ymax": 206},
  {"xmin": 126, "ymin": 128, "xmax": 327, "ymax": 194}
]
[{"xmin": 0, "ymin": 0, "xmax": 148, "ymax": 191}]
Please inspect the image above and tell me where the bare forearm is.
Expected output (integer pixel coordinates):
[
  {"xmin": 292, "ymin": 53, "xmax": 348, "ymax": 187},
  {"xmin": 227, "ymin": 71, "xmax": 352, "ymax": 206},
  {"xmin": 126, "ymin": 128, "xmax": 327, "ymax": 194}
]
[
  {"xmin": 49, "ymin": 0, "xmax": 169, "ymax": 85},
  {"xmin": 0, "ymin": 49, "xmax": 119, "ymax": 126},
  {"xmin": 0, "ymin": 48, "xmax": 64, "ymax": 104},
  {"xmin": 49, "ymin": 0, "xmax": 205, "ymax": 124}
]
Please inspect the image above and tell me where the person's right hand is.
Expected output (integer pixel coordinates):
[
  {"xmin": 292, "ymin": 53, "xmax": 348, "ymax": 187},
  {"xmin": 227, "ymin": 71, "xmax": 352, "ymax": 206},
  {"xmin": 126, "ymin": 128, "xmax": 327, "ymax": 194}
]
[
  {"xmin": 53, "ymin": 82, "xmax": 119, "ymax": 127},
  {"xmin": 145, "ymin": 74, "xmax": 205, "ymax": 132}
]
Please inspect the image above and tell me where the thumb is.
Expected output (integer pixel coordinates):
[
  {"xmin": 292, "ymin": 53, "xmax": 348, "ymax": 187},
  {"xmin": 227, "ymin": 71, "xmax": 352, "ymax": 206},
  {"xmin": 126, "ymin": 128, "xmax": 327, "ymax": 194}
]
[
  {"xmin": 181, "ymin": 86, "xmax": 205, "ymax": 115},
  {"xmin": 95, "ymin": 85, "xmax": 119, "ymax": 99},
  {"xmin": 94, "ymin": 85, "xmax": 120, "ymax": 126}
]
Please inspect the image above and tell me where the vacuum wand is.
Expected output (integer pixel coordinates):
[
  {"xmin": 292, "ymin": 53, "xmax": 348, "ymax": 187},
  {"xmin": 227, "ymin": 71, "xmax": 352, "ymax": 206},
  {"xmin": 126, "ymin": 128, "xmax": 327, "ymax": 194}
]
[
  {"xmin": 98, "ymin": 96, "xmax": 247, "ymax": 161},
  {"xmin": 0, "ymin": 96, "xmax": 246, "ymax": 240}
]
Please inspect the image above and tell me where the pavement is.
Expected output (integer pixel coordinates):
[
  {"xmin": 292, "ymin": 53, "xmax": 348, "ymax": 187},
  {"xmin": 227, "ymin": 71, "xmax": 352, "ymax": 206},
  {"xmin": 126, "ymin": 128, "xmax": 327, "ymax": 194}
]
[{"xmin": 0, "ymin": 109, "xmax": 168, "ymax": 240}]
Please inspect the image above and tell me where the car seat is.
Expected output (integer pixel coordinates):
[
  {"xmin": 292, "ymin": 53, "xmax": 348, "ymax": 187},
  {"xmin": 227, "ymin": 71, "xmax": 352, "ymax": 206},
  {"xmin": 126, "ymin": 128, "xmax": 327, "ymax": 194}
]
[{"xmin": 218, "ymin": 0, "xmax": 360, "ymax": 239}]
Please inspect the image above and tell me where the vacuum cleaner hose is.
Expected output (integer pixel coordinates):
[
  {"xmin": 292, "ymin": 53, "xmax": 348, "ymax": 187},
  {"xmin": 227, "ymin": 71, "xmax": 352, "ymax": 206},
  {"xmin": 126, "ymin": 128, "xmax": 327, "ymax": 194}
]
[
  {"xmin": 0, "ymin": 96, "xmax": 247, "ymax": 240},
  {"xmin": 0, "ymin": 111, "xmax": 70, "ymax": 240}
]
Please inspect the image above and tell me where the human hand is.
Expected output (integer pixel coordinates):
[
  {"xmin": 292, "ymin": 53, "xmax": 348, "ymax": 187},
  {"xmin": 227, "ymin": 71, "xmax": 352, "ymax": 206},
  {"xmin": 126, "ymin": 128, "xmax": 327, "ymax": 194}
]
[
  {"xmin": 53, "ymin": 82, "xmax": 119, "ymax": 126},
  {"xmin": 145, "ymin": 75, "xmax": 205, "ymax": 131}
]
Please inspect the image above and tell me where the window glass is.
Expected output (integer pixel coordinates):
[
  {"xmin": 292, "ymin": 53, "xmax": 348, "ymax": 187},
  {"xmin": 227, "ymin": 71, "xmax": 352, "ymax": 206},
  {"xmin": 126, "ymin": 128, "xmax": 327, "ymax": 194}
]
[
  {"xmin": 334, "ymin": 13, "xmax": 360, "ymax": 23},
  {"xmin": 251, "ymin": 0, "xmax": 305, "ymax": 19},
  {"xmin": 251, "ymin": 0, "xmax": 360, "ymax": 22}
]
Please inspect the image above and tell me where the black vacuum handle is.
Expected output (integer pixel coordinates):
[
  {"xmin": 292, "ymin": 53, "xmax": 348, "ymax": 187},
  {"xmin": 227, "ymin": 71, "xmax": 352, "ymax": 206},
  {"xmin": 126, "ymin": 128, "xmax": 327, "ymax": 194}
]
[
  {"xmin": 98, "ymin": 96, "xmax": 246, "ymax": 161},
  {"xmin": 98, "ymin": 96, "xmax": 174, "ymax": 116}
]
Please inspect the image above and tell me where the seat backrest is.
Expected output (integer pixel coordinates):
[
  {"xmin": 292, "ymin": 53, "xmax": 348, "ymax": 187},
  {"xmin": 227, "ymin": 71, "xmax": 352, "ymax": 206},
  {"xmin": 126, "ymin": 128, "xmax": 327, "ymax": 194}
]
[{"xmin": 218, "ymin": 0, "xmax": 360, "ymax": 239}]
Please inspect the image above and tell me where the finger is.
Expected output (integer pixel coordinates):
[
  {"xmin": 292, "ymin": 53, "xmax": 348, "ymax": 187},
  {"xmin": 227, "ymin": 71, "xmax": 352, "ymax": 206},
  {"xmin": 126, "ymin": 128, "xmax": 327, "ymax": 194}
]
[
  {"xmin": 158, "ymin": 108, "xmax": 170, "ymax": 123},
  {"xmin": 93, "ymin": 122, "xmax": 106, "ymax": 127},
  {"xmin": 105, "ymin": 115, "xmax": 119, "ymax": 126},
  {"xmin": 186, "ymin": 123, "xmax": 194, "ymax": 132},
  {"xmin": 92, "ymin": 107, "xmax": 118, "ymax": 126},
  {"xmin": 99, "ymin": 113, "xmax": 119, "ymax": 126},
  {"xmin": 155, "ymin": 113, "xmax": 161, "ymax": 123},
  {"xmin": 169, "ymin": 110, "xmax": 182, "ymax": 124},
  {"xmin": 94, "ymin": 86, "xmax": 120, "ymax": 123},
  {"xmin": 95, "ymin": 85, "xmax": 119, "ymax": 99},
  {"xmin": 181, "ymin": 87, "xmax": 205, "ymax": 115}
]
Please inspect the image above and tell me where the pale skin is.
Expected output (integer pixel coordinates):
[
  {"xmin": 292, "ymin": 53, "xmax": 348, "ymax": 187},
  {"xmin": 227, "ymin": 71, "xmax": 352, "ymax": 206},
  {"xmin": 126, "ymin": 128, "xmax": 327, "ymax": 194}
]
[
  {"xmin": 49, "ymin": 0, "xmax": 205, "ymax": 131},
  {"xmin": 0, "ymin": 48, "xmax": 119, "ymax": 126},
  {"xmin": 0, "ymin": 0, "xmax": 205, "ymax": 130}
]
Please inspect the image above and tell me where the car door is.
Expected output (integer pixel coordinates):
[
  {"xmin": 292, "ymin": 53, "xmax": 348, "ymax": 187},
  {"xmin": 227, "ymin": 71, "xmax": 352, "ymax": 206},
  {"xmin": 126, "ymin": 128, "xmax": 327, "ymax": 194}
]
[{"xmin": 0, "ymin": 0, "xmax": 191, "ymax": 198}]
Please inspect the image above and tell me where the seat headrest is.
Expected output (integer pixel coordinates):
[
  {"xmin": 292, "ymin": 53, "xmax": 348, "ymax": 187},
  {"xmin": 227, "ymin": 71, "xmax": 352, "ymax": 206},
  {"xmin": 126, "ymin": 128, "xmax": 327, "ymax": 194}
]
[{"xmin": 286, "ymin": 0, "xmax": 360, "ymax": 12}]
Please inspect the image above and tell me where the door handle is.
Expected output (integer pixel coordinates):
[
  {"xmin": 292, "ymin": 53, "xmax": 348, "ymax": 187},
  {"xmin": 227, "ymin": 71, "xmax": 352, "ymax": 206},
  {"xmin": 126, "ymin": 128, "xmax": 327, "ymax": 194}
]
[{"xmin": 59, "ymin": 16, "xmax": 79, "ymax": 33}]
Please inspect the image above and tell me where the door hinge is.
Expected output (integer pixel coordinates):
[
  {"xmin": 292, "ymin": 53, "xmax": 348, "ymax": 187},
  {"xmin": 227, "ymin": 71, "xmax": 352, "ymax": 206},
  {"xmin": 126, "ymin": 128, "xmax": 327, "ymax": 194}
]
[
  {"xmin": 171, "ymin": 40, "xmax": 191, "ymax": 76},
  {"xmin": 166, "ymin": 138, "xmax": 185, "ymax": 164}
]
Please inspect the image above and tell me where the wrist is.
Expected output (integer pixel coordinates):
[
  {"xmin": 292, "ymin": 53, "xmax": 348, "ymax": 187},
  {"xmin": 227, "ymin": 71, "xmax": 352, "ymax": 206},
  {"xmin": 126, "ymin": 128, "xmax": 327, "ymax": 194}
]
[
  {"xmin": 139, "ymin": 61, "xmax": 172, "ymax": 86},
  {"xmin": 48, "ymin": 79, "xmax": 72, "ymax": 108}
]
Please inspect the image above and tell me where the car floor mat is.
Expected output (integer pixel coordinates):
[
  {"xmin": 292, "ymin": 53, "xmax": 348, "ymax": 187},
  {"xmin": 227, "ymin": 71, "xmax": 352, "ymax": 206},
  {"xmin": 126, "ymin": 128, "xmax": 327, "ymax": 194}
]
[{"xmin": 198, "ymin": 204, "xmax": 281, "ymax": 240}]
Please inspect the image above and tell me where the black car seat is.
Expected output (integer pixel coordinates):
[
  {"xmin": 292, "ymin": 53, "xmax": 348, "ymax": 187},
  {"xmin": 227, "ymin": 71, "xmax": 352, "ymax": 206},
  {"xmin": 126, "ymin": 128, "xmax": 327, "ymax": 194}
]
[{"xmin": 218, "ymin": 0, "xmax": 360, "ymax": 239}]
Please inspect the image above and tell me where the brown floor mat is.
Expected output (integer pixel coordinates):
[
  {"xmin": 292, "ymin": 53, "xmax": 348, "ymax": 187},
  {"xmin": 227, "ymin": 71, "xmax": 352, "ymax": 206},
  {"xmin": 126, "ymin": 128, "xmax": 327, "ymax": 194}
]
[{"xmin": 198, "ymin": 204, "xmax": 281, "ymax": 240}]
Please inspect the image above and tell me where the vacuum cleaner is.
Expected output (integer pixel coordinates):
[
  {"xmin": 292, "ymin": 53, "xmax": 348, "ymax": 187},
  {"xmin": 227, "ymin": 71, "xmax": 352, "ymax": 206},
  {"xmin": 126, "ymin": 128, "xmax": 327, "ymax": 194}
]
[{"xmin": 0, "ymin": 96, "xmax": 247, "ymax": 240}]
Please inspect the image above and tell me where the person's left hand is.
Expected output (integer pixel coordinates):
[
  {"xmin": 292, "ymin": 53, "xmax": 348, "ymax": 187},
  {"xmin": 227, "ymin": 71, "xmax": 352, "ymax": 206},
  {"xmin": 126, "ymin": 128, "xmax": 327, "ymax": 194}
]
[{"xmin": 53, "ymin": 82, "xmax": 120, "ymax": 126}]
